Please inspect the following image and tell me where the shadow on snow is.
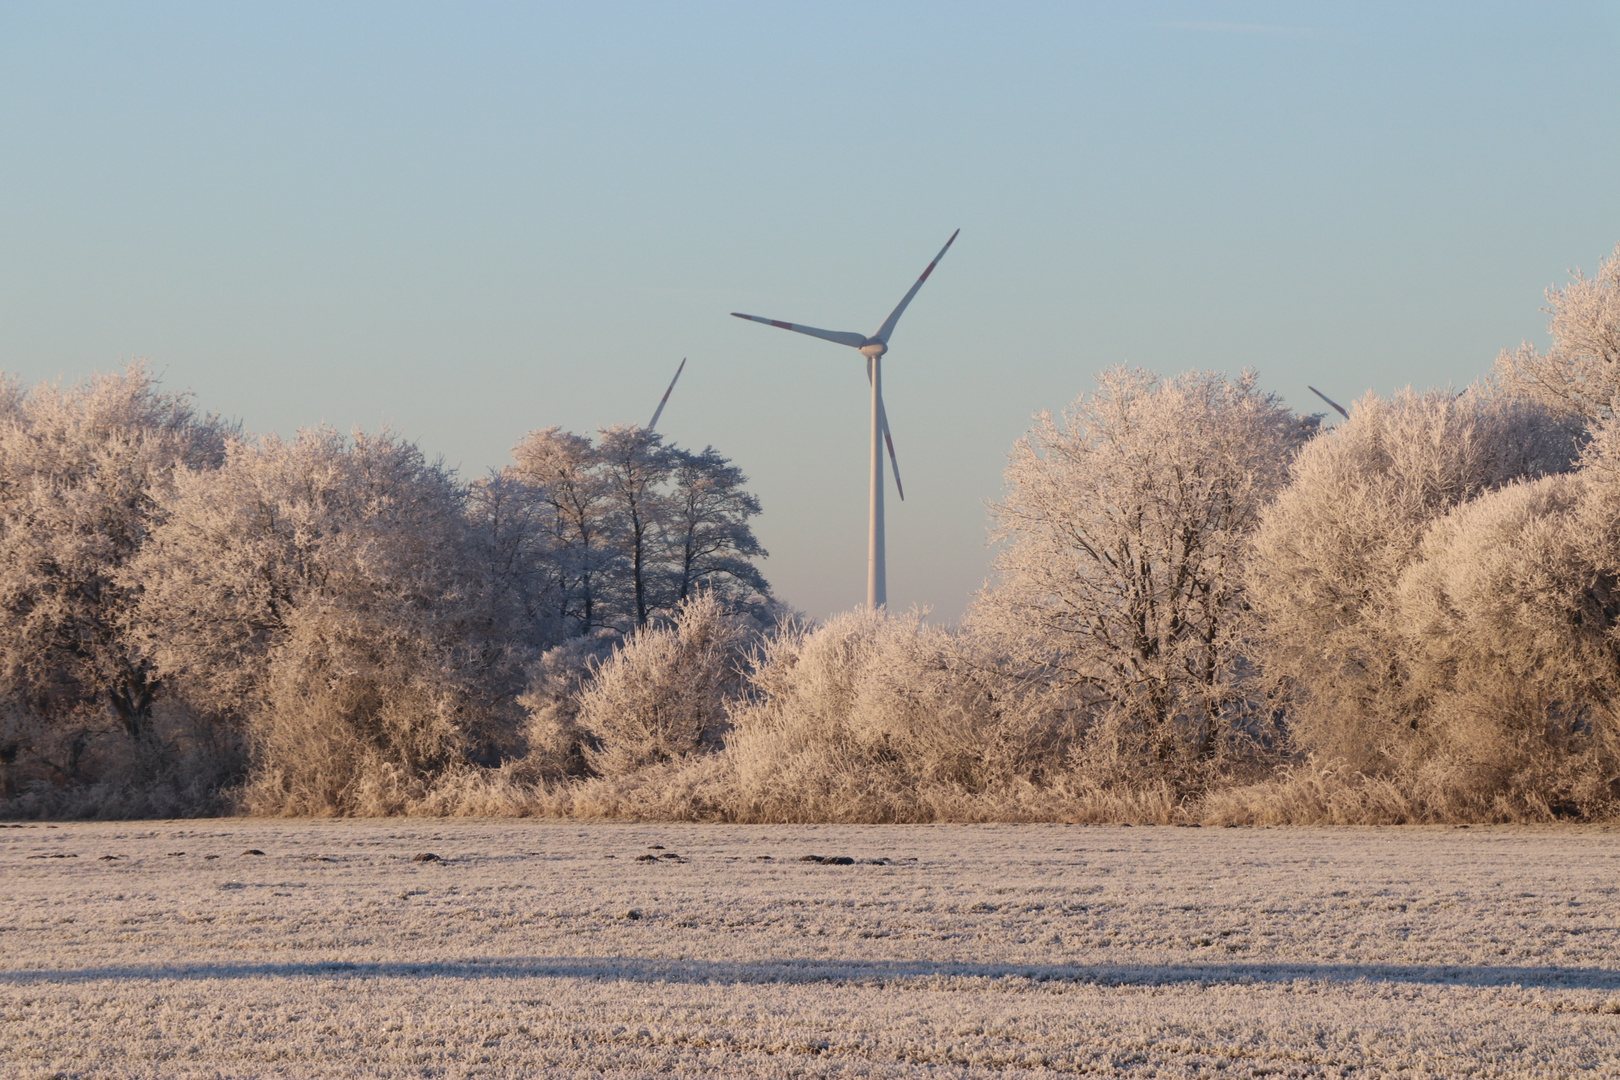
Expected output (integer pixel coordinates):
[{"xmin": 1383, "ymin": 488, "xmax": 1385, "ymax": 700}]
[{"xmin": 4, "ymin": 957, "xmax": 1618, "ymax": 991}]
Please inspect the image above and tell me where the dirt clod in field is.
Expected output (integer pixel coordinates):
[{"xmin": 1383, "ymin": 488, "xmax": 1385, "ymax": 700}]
[
  {"xmin": 241, "ymin": 849, "xmax": 264, "ymax": 855},
  {"xmin": 411, "ymin": 852, "xmax": 441, "ymax": 862}
]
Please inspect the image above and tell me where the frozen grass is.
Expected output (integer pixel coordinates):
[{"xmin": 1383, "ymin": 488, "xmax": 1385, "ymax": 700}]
[{"xmin": 4, "ymin": 822, "xmax": 1620, "ymax": 1077}]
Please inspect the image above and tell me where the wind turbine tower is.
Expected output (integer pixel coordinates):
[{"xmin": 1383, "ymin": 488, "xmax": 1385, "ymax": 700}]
[{"xmin": 731, "ymin": 230, "xmax": 959, "ymax": 609}]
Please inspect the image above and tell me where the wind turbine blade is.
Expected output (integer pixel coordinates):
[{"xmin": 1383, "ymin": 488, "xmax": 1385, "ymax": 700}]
[
  {"xmin": 882, "ymin": 407, "xmax": 904, "ymax": 501},
  {"xmin": 871, "ymin": 229, "xmax": 959, "ymax": 346},
  {"xmin": 647, "ymin": 358, "xmax": 686, "ymax": 431},
  {"xmin": 730, "ymin": 312, "xmax": 867, "ymax": 349},
  {"xmin": 1308, "ymin": 385, "xmax": 1350, "ymax": 419},
  {"xmin": 867, "ymin": 359, "xmax": 905, "ymax": 501}
]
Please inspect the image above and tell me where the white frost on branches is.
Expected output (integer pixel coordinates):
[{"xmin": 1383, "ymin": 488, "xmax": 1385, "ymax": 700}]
[
  {"xmin": 1494, "ymin": 242, "xmax": 1620, "ymax": 425},
  {"xmin": 974, "ymin": 367, "xmax": 1309, "ymax": 785},
  {"xmin": 1246, "ymin": 386, "xmax": 1584, "ymax": 781}
]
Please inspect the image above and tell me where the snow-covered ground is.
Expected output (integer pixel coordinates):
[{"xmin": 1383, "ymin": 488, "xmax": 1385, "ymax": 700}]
[{"xmin": 4, "ymin": 821, "xmax": 1619, "ymax": 1078}]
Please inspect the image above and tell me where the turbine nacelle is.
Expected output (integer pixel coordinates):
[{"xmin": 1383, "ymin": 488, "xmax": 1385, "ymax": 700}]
[{"xmin": 859, "ymin": 341, "xmax": 887, "ymax": 359}]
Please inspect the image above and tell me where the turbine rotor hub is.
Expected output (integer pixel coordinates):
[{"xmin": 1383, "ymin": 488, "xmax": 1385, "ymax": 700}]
[{"xmin": 859, "ymin": 341, "xmax": 887, "ymax": 359}]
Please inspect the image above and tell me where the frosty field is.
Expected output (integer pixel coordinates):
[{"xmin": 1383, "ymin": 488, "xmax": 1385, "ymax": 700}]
[{"xmin": 4, "ymin": 822, "xmax": 1619, "ymax": 1078}]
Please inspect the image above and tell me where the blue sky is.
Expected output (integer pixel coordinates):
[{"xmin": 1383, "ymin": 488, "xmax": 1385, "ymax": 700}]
[{"xmin": 2, "ymin": 2, "xmax": 1617, "ymax": 618}]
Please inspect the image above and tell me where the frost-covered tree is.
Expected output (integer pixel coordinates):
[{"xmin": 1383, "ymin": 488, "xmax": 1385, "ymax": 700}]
[
  {"xmin": 508, "ymin": 427, "xmax": 619, "ymax": 634},
  {"xmin": 1246, "ymin": 387, "xmax": 1583, "ymax": 775},
  {"xmin": 131, "ymin": 427, "xmax": 525, "ymax": 813},
  {"xmin": 974, "ymin": 367, "xmax": 1308, "ymax": 782},
  {"xmin": 1391, "ymin": 471, "xmax": 1620, "ymax": 814},
  {"xmin": 1495, "ymin": 242, "xmax": 1620, "ymax": 426},
  {"xmin": 0, "ymin": 365, "xmax": 227, "ymax": 756},
  {"xmin": 596, "ymin": 425, "xmax": 675, "ymax": 626},
  {"xmin": 505, "ymin": 425, "xmax": 770, "ymax": 633},
  {"xmin": 666, "ymin": 446, "xmax": 769, "ymax": 609}
]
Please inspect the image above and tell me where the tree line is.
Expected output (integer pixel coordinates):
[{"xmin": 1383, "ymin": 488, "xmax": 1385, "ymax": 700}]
[
  {"xmin": 4, "ymin": 241, "xmax": 1619, "ymax": 823},
  {"xmin": 0, "ymin": 380, "xmax": 769, "ymax": 815}
]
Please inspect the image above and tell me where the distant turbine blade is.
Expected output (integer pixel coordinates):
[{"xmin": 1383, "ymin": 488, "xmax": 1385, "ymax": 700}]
[
  {"xmin": 882, "ymin": 407, "xmax": 904, "ymax": 501},
  {"xmin": 868, "ymin": 359, "xmax": 905, "ymax": 501},
  {"xmin": 731, "ymin": 312, "xmax": 868, "ymax": 349},
  {"xmin": 871, "ymin": 229, "xmax": 960, "ymax": 346},
  {"xmin": 648, "ymin": 357, "xmax": 686, "ymax": 430},
  {"xmin": 1308, "ymin": 385, "xmax": 1350, "ymax": 419}
]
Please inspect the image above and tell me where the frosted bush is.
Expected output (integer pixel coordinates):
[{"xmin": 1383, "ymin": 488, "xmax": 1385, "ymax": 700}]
[
  {"xmin": 1246, "ymin": 386, "xmax": 1583, "ymax": 775},
  {"xmin": 514, "ymin": 633, "xmax": 620, "ymax": 782},
  {"xmin": 576, "ymin": 592, "xmax": 750, "ymax": 777},
  {"xmin": 715, "ymin": 610, "xmax": 1080, "ymax": 822},
  {"xmin": 1393, "ymin": 473, "xmax": 1620, "ymax": 816}
]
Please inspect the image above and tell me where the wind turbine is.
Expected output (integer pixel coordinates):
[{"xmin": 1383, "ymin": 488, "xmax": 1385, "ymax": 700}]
[
  {"xmin": 1308, "ymin": 385, "xmax": 1350, "ymax": 420},
  {"xmin": 648, "ymin": 358, "xmax": 686, "ymax": 430},
  {"xmin": 731, "ymin": 229, "xmax": 959, "ymax": 609}
]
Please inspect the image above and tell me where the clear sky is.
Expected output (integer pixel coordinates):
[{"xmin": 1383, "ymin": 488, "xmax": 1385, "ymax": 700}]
[{"xmin": 2, "ymin": 2, "xmax": 1617, "ymax": 619}]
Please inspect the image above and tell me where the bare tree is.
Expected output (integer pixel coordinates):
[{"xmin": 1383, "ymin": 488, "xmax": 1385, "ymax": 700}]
[
  {"xmin": 464, "ymin": 471, "xmax": 572, "ymax": 650},
  {"xmin": 505, "ymin": 426, "xmax": 771, "ymax": 633}
]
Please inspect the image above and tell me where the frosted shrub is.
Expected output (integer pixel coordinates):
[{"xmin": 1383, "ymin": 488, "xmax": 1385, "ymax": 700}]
[
  {"xmin": 1247, "ymin": 387, "xmax": 1583, "ymax": 776},
  {"xmin": 1391, "ymin": 473, "xmax": 1620, "ymax": 816},
  {"xmin": 715, "ymin": 610, "xmax": 1079, "ymax": 822},
  {"xmin": 242, "ymin": 608, "xmax": 489, "ymax": 816},
  {"xmin": 576, "ymin": 592, "xmax": 750, "ymax": 777},
  {"xmin": 514, "ymin": 633, "xmax": 621, "ymax": 782},
  {"xmin": 974, "ymin": 367, "xmax": 1309, "ymax": 791}
]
